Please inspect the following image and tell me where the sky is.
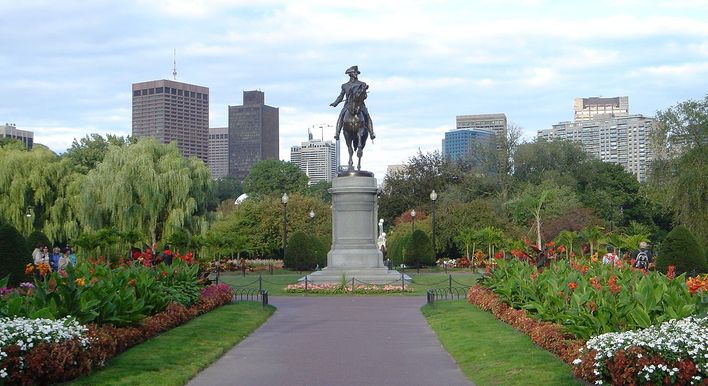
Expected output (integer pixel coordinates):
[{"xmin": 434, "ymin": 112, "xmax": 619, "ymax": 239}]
[{"xmin": 1, "ymin": 0, "xmax": 708, "ymax": 181}]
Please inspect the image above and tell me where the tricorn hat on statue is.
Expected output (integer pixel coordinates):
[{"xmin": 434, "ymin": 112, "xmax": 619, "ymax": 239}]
[{"xmin": 345, "ymin": 65, "xmax": 360, "ymax": 75}]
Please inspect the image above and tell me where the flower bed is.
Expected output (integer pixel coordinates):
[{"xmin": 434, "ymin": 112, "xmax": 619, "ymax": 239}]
[
  {"xmin": 206, "ymin": 258, "xmax": 284, "ymax": 272},
  {"xmin": 572, "ymin": 316, "xmax": 707, "ymax": 385},
  {"xmin": 482, "ymin": 258, "xmax": 702, "ymax": 339},
  {"xmin": 285, "ymin": 282, "xmax": 412, "ymax": 294},
  {"xmin": 0, "ymin": 284, "xmax": 233, "ymax": 385}
]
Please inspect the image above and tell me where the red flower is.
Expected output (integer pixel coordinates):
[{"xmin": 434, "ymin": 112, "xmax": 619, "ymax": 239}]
[
  {"xmin": 494, "ymin": 251, "xmax": 504, "ymax": 259},
  {"xmin": 530, "ymin": 271, "xmax": 539, "ymax": 280},
  {"xmin": 567, "ymin": 281, "xmax": 578, "ymax": 291},
  {"xmin": 667, "ymin": 265, "xmax": 676, "ymax": 280},
  {"xmin": 589, "ymin": 276, "xmax": 602, "ymax": 291},
  {"xmin": 608, "ymin": 275, "xmax": 621, "ymax": 294}
]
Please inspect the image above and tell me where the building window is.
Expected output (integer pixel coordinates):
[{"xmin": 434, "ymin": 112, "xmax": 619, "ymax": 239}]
[
  {"xmin": 133, "ymin": 90, "xmax": 141, "ymax": 96},
  {"xmin": 156, "ymin": 87, "xmax": 164, "ymax": 93}
]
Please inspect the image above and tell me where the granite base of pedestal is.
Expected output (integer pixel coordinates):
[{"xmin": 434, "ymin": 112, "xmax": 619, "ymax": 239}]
[{"xmin": 302, "ymin": 267, "xmax": 410, "ymax": 284}]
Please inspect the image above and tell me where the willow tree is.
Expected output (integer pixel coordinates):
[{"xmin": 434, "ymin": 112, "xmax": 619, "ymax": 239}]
[
  {"xmin": 0, "ymin": 145, "xmax": 82, "ymax": 241},
  {"xmin": 80, "ymin": 139, "xmax": 211, "ymax": 245}
]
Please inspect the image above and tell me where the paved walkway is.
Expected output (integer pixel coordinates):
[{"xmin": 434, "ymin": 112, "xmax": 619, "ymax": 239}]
[{"xmin": 188, "ymin": 296, "xmax": 472, "ymax": 386}]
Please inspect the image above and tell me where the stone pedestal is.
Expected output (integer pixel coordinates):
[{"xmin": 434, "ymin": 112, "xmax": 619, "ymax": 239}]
[{"xmin": 304, "ymin": 172, "xmax": 408, "ymax": 284}]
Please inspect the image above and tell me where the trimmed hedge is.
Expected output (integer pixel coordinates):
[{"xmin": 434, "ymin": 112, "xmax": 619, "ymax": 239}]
[
  {"xmin": 284, "ymin": 231, "xmax": 326, "ymax": 271},
  {"xmin": 656, "ymin": 225, "xmax": 707, "ymax": 275},
  {"xmin": 0, "ymin": 222, "xmax": 31, "ymax": 286},
  {"xmin": 404, "ymin": 229, "xmax": 434, "ymax": 268}
]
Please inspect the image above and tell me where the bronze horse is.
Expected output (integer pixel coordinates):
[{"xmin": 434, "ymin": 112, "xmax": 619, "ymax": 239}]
[{"xmin": 342, "ymin": 83, "xmax": 370, "ymax": 171}]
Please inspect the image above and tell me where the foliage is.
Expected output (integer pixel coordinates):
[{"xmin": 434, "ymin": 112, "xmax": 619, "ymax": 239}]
[
  {"xmin": 481, "ymin": 258, "xmax": 701, "ymax": 339},
  {"xmin": 63, "ymin": 133, "xmax": 135, "ymax": 173},
  {"xmin": 387, "ymin": 231, "xmax": 411, "ymax": 267},
  {"xmin": 211, "ymin": 176, "xmax": 243, "ymax": 203},
  {"xmin": 0, "ymin": 222, "xmax": 31, "ymax": 286},
  {"xmin": 209, "ymin": 193, "xmax": 331, "ymax": 258},
  {"xmin": 306, "ymin": 180, "xmax": 332, "ymax": 204},
  {"xmin": 1, "ymin": 259, "xmax": 200, "ymax": 326},
  {"xmin": 512, "ymin": 138, "xmax": 587, "ymax": 186},
  {"xmin": 242, "ymin": 159, "xmax": 308, "ymax": 197},
  {"xmin": 26, "ymin": 230, "xmax": 51, "ymax": 251},
  {"xmin": 1, "ymin": 284, "xmax": 237, "ymax": 386},
  {"xmin": 572, "ymin": 316, "xmax": 707, "ymax": 385},
  {"xmin": 404, "ymin": 229, "xmax": 434, "ymax": 268},
  {"xmin": 506, "ymin": 182, "xmax": 580, "ymax": 248},
  {"xmin": 648, "ymin": 97, "xmax": 708, "ymax": 247},
  {"xmin": 79, "ymin": 138, "xmax": 211, "ymax": 245},
  {"xmin": 0, "ymin": 145, "xmax": 83, "ymax": 242},
  {"xmin": 284, "ymin": 231, "xmax": 325, "ymax": 271},
  {"xmin": 656, "ymin": 225, "xmax": 707, "ymax": 275}
]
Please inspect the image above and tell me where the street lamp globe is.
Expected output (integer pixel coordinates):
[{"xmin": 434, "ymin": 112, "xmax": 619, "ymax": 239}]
[
  {"xmin": 309, "ymin": 210, "xmax": 315, "ymax": 219},
  {"xmin": 430, "ymin": 190, "xmax": 437, "ymax": 201},
  {"xmin": 411, "ymin": 209, "xmax": 416, "ymax": 218},
  {"xmin": 281, "ymin": 193, "xmax": 289, "ymax": 205}
]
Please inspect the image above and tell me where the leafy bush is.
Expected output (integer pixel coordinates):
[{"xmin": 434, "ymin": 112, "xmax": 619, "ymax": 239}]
[
  {"xmin": 1, "ymin": 259, "xmax": 200, "ymax": 326},
  {"xmin": 482, "ymin": 258, "xmax": 701, "ymax": 339},
  {"xmin": 0, "ymin": 222, "xmax": 30, "ymax": 286},
  {"xmin": 656, "ymin": 225, "xmax": 707, "ymax": 275},
  {"xmin": 284, "ymin": 231, "xmax": 324, "ymax": 271},
  {"xmin": 404, "ymin": 230, "xmax": 434, "ymax": 268},
  {"xmin": 25, "ymin": 230, "xmax": 51, "ymax": 251},
  {"xmin": 387, "ymin": 232, "xmax": 411, "ymax": 267}
]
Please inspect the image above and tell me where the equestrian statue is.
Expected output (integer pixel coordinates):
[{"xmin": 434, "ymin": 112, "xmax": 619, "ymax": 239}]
[{"xmin": 330, "ymin": 65, "xmax": 375, "ymax": 171}]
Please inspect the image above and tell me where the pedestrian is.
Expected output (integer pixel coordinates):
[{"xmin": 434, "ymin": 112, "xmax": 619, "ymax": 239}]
[
  {"xmin": 49, "ymin": 247, "xmax": 62, "ymax": 271},
  {"xmin": 58, "ymin": 248, "xmax": 70, "ymax": 270},
  {"xmin": 31, "ymin": 243, "xmax": 43, "ymax": 265},
  {"xmin": 602, "ymin": 246, "xmax": 619, "ymax": 265},
  {"xmin": 633, "ymin": 241, "xmax": 653, "ymax": 270},
  {"xmin": 68, "ymin": 246, "xmax": 77, "ymax": 266}
]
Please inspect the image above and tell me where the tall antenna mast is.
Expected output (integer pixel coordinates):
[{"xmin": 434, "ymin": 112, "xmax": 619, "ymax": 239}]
[{"xmin": 172, "ymin": 49, "xmax": 177, "ymax": 80}]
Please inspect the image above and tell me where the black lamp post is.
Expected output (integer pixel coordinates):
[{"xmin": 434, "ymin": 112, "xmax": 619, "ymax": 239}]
[
  {"xmin": 411, "ymin": 209, "xmax": 416, "ymax": 232},
  {"xmin": 282, "ymin": 193, "xmax": 289, "ymax": 258},
  {"xmin": 430, "ymin": 190, "xmax": 437, "ymax": 258}
]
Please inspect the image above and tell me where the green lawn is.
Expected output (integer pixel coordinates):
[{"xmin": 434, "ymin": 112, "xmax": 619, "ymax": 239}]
[
  {"xmin": 219, "ymin": 270, "xmax": 480, "ymax": 296},
  {"xmin": 69, "ymin": 302, "xmax": 275, "ymax": 386},
  {"xmin": 422, "ymin": 301, "xmax": 582, "ymax": 386}
]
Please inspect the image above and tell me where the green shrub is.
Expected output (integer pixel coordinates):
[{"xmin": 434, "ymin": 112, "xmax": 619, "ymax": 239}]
[
  {"xmin": 0, "ymin": 221, "xmax": 31, "ymax": 286},
  {"xmin": 26, "ymin": 230, "xmax": 51, "ymax": 250},
  {"xmin": 404, "ymin": 229, "xmax": 434, "ymax": 268},
  {"xmin": 284, "ymin": 231, "xmax": 324, "ymax": 271},
  {"xmin": 656, "ymin": 225, "xmax": 707, "ymax": 275},
  {"xmin": 388, "ymin": 232, "xmax": 411, "ymax": 267}
]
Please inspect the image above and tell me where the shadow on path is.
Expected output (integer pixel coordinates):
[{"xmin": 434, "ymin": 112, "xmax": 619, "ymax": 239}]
[{"xmin": 188, "ymin": 296, "xmax": 472, "ymax": 386}]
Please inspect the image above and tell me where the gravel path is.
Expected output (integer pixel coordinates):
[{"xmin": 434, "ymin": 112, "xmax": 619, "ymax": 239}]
[{"xmin": 188, "ymin": 296, "xmax": 472, "ymax": 386}]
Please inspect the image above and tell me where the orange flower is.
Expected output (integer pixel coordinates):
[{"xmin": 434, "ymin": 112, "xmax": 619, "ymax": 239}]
[
  {"xmin": 75, "ymin": 278, "xmax": 85, "ymax": 287},
  {"xmin": 568, "ymin": 281, "xmax": 578, "ymax": 291},
  {"xmin": 24, "ymin": 263, "xmax": 35, "ymax": 275},
  {"xmin": 127, "ymin": 279, "xmax": 137, "ymax": 287},
  {"xmin": 37, "ymin": 262, "xmax": 51, "ymax": 277},
  {"xmin": 667, "ymin": 265, "xmax": 676, "ymax": 280},
  {"xmin": 608, "ymin": 275, "xmax": 621, "ymax": 294},
  {"xmin": 686, "ymin": 274, "xmax": 707, "ymax": 295},
  {"xmin": 589, "ymin": 276, "xmax": 602, "ymax": 291}
]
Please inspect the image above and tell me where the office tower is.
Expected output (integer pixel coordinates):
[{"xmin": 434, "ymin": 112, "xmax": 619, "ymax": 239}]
[
  {"xmin": 132, "ymin": 79, "xmax": 209, "ymax": 163},
  {"xmin": 538, "ymin": 96, "xmax": 653, "ymax": 182},
  {"xmin": 442, "ymin": 128, "xmax": 496, "ymax": 160},
  {"xmin": 208, "ymin": 127, "xmax": 229, "ymax": 179},
  {"xmin": 456, "ymin": 113, "xmax": 507, "ymax": 139},
  {"xmin": 574, "ymin": 96, "xmax": 629, "ymax": 121},
  {"xmin": 0, "ymin": 123, "xmax": 33, "ymax": 149},
  {"xmin": 290, "ymin": 129, "xmax": 339, "ymax": 184},
  {"xmin": 228, "ymin": 90, "xmax": 279, "ymax": 180}
]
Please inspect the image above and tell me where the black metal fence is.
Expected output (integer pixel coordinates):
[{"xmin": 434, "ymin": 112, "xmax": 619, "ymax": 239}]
[
  {"xmin": 426, "ymin": 275, "xmax": 471, "ymax": 304},
  {"xmin": 232, "ymin": 288, "xmax": 269, "ymax": 307}
]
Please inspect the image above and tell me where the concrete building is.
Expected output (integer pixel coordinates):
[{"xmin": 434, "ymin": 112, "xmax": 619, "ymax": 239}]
[
  {"xmin": 0, "ymin": 123, "xmax": 33, "ymax": 149},
  {"xmin": 442, "ymin": 128, "xmax": 497, "ymax": 160},
  {"xmin": 290, "ymin": 129, "xmax": 339, "ymax": 184},
  {"xmin": 228, "ymin": 90, "xmax": 279, "ymax": 180},
  {"xmin": 455, "ymin": 113, "xmax": 507, "ymax": 139},
  {"xmin": 132, "ymin": 79, "xmax": 209, "ymax": 163},
  {"xmin": 538, "ymin": 96, "xmax": 653, "ymax": 182},
  {"xmin": 574, "ymin": 96, "xmax": 629, "ymax": 121},
  {"xmin": 208, "ymin": 127, "xmax": 229, "ymax": 179}
]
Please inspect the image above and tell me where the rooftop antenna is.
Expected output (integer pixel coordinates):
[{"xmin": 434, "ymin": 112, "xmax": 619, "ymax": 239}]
[{"xmin": 172, "ymin": 49, "xmax": 177, "ymax": 80}]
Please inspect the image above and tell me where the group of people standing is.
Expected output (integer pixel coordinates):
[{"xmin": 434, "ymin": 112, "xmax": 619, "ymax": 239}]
[
  {"xmin": 602, "ymin": 241, "xmax": 653, "ymax": 269},
  {"xmin": 31, "ymin": 244, "xmax": 77, "ymax": 271}
]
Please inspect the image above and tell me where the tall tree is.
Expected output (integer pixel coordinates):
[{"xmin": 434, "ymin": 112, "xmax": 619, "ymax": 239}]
[
  {"xmin": 63, "ymin": 133, "xmax": 135, "ymax": 173},
  {"xmin": 242, "ymin": 159, "xmax": 308, "ymax": 197},
  {"xmin": 512, "ymin": 138, "xmax": 588, "ymax": 187},
  {"xmin": 506, "ymin": 182, "xmax": 580, "ymax": 249},
  {"xmin": 79, "ymin": 138, "xmax": 211, "ymax": 244},
  {"xmin": 648, "ymin": 97, "xmax": 708, "ymax": 246}
]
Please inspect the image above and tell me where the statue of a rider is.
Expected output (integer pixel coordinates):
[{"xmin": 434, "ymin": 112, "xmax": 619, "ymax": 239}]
[{"xmin": 330, "ymin": 65, "xmax": 375, "ymax": 141}]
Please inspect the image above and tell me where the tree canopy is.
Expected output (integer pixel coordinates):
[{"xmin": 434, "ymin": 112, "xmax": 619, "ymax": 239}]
[{"xmin": 242, "ymin": 159, "xmax": 308, "ymax": 197}]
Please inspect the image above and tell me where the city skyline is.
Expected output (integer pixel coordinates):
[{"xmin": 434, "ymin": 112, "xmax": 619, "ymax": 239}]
[{"xmin": 2, "ymin": 0, "xmax": 707, "ymax": 181}]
